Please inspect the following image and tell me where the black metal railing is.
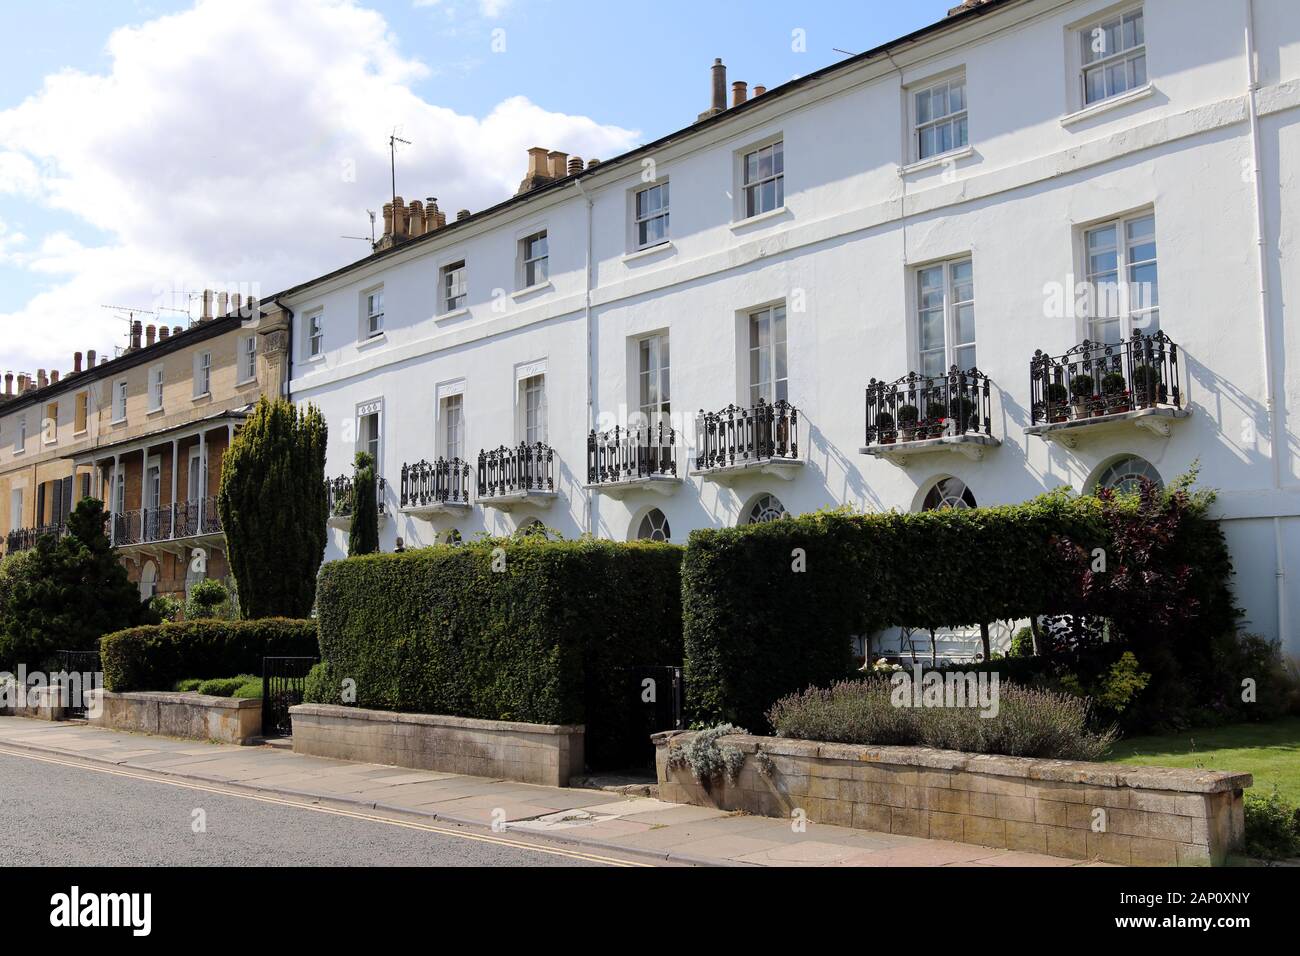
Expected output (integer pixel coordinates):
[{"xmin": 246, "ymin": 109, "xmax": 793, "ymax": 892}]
[
  {"xmin": 865, "ymin": 367, "xmax": 993, "ymax": 446},
  {"xmin": 477, "ymin": 443, "xmax": 555, "ymax": 498},
  {"xmin": 401, "ymin": 458, "xmax": 472, "ymax": 508},
  {"xmin": 262, "ymin": 655, "xmax": 319, "ymax": 737},
  {"xmin": 56, "ymin": 649, "xmax": 101, "ymax": 720},
  {"xmin": 4, "ymin": 524, "xmax": 66, "ymax": 554},
  {"xmin": 587, "ymin": 423, "xmax": 677, "ymax": 485},
  {"xmin": 1030, "ymin": 330, "xmax": 1181, "ymax": 426},
  {"xmin": 327, "ymin": 475, "xmax": 387, "ymax": 518},
  {"xmin": 694, "ymin": 399, "xmax": 798, "ymax": 471},
  {"xmin": 111, "ymin": 497, "xmax": 221, "ymax": 545}
]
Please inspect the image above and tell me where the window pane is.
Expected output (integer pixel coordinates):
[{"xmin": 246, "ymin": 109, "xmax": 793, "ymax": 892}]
[
  {"xmin": 773, "ymin": 306, "xmax": 786, "ymax": 343},
  {"xmin": 1106, "ymin": 61, "xmax": 1127, "ymax": 96},
  {"xmin": 932, "ymin": 84, "xmax": 949, "ymax": 119},
  {"xmin": 920, "ymin": 350, "xmax": 945, "ymax": 378},
  {"xmin": 773, "ymin": 141, "xmax": 783, "ymax": 175},
  {"xmin": 1085, "ymin": 66, "xmax": 1106, "ymax": 104},
  {"xmin": 757, "ymin": 146, "xmax": 773, "ymax": 180},
  {"xmin": 775, "ymin": 176, "xmax": 784, "ymax": 209},
  {"xmin": 955, "ymin": 116, "xmax": 968, "ymax": 149},
  {"xmin": 1129, "ymin": 262, "xmax": 1159, "ymax": 309},
  {"xmin": 1130, "ymin": 54, "xmax": 1147, "ymax": 88},
  {"xmin": 954, "ymin": 344, "xmax": 976, "ymax": 371},
  {"xmin": 916, "ymin": 89, "xmax": 931, "ymax": 124},
  {"xmin": 949, "ymin": 80, "xmax": 965, "ymax": 114},
  {"xmin": 919, "ymin": 309, "xmax": 945, "ymax": 350},
  {"xmin": 937, "ymin": 121, "xmax": 953, "ymax": 155},
  {"xmin": 919, "ymin": 126, "xmax": 936, "ymax": 159},
  {"xmin": 745, "ymin": 151, "xmax": 759, "ymax": 183},
  {"xmin": 955, "ymin": 304, "xmax": 976, "ymax": 346}
]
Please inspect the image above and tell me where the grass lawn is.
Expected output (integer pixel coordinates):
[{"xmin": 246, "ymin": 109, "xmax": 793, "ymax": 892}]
[{"xmin": 1107, "ymin": 717, "xmax": 1300, "ymax": 803}]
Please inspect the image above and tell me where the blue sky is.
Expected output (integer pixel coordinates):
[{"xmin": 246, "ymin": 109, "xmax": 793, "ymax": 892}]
[{"xmin": 0, "ymin": 0, "xmax": 957, "ymax": 372}]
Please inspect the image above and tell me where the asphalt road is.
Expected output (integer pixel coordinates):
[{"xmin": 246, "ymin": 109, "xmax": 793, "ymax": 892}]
[{"xmin": 0, "ymin": 750, "xmax": 621, "ymax": 867}]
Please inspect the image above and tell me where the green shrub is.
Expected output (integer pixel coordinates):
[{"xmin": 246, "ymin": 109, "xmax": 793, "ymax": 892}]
[
  {"xmin": 348, "ymin": 451, "xmax": 379, "ymax": 557},
  {"xmin": 315, "ymin": 538, "xmax": 683, "ymax": 769},
  {"xmin": 196, "ymin": 677, "xmax": 247, "ymax": 697},
  {"xmin": 765, "ymin": 678, "xmax": 1117, "ymax": 761},
  {"xmin": 186, "ymin": 579, "xmax": 231, "ymax": 620},
  {"xmin": 666, "ymin": 724, "xmax": 748, "ymax": 784},
  {"xmin": 1244, "ymin": 788, "xmax": 1300, "ymax": 860},
  {"xmin": 303, "ymin": 661, "xmax": 340, "ymax": 704},
  {"xmin": 100, "ymin": 619, "xmax": 318, "ymax": 693},
  {"xmin": 1009, "ymin": 626, "xmax": 1036, "ymax": 658},
  {"xmin": 149, "ymin": 594, "xmax": 183, "ymax": 623},
  {"xmin": 174, "ymin": 678, "xmax": 204, "ymax": 692},
  {"xmin": 231, "ymin": 677, "xmax": 263, "ymax": 699}
]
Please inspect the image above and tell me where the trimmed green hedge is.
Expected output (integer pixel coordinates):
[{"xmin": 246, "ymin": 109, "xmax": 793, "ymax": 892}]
[
  {"xmin": 315, "ymin": 538, "xmax": 683, "ymax": 769},
  {"xmin": 683, "ymin": 486, "xmax": 1237, "ymax": 732},
  {"xmin": 100, "ymin": 619, "xmax": 318, "ymax": 693}
]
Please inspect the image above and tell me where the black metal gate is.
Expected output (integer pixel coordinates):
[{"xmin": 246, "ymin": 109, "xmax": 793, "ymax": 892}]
[
  {"xmin": 630, "ymin": 664, "xmax": 685, "ymax": 733},
  {"xmin": 261, "ymin": 656, "xmax": 318, "ymax": 737},
  {"xmin": 56, "ymin": 649, "xmax": 101, "ymax": 720}
]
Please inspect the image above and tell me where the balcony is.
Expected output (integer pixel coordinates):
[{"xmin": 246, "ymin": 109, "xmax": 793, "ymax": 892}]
[
  {"xmin": 111, "ymin": 497, "xmax": 223, "ymax": 547},
  {"xmin": 4, "ymin": 524, "xmax": 67, "ymax": 554},
  {"xmin": 585, "ymin": 423, "xmax": 680, "ymax": 498},
  {"xmin": 327, "ymin": 475, "xmax": 388, "ymax": 530},
  {"xmin": 400, "ymin": 458, "xmax": 472, "ymax": 517},
  {"xmin": 691, "ymin": 399, "xmax": 802, "ymax": 483},
  {"xmin": 1026, "ymin": 331, "xmax": 1188, "ymax": 447},
  {"xmin": 860, "ymin": 368, "xmax": 1000, "ymax": 466},
  {"xmin": 477, "ymin": 442, "xmax": 557, "ymax": 510}
]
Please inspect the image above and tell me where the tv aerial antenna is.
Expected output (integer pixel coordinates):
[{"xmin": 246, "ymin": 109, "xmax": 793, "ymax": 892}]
[
  {"xmin": 389, "ymin": 130, "xmax": 412, "ymax": 212},
  {"xmin": 342, "ymin": 209, "xmax": 378, "ymax": 246}
]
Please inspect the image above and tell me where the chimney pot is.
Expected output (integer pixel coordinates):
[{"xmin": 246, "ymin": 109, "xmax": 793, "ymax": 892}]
[
  {"xmin": 201, "ymin": 289, "xmax": 213, "ymax": 322},
  {"xmin": 130, "ymin": 321, "xmax": 142, "ymax": 351},
  {"xmin": 74, "ymin": 352, "xmax": 83, "ymax": 373},
  {"xmin": 567, "ymin": 156, "xmax": 584, "ymax": 176},
  {"xmin": 457, "ymin": 209, "xmax": 471, "ymax": 221},
  {"xmin": 38, "ymin": 369, "xmax": 47, "ymax": 389},
  {"xmin": 217, "ymin": 291, "xmax": 229, "ymax": 317},
  {"xmin": 87, "ymin": 350, "xmax": 97, "ymax": 369},
  {"xmin": 159, "ymin": 326, "xmax": 170, "ymax": 341},
  {"xmin": 173, "ymin": 325, "xmax": 183, "ymax": 337},
  {"xmin": 393, "ymin": 197, "xmax": 408, "ymax": 239},
  {"xmin": 547, "ymin": 151, "xmax": 568, "ymax": 179},
  {"xmin": 703, "ymin": 58, "xmax": 727, "ymax": 118},
  {"xmin": 425, "ymin": 198, "xmax": 439, "ymax": 232},
  {"xmin": 50, "ymin": 370, "xmax": 60, "ymax": 384},
  {"xmin": 145, "ymin": 324, "xmax": 156, "ymax": 347},
  {"xmin": 382, "ymin": 202, "xmax": 394, "ymax": 238},
  {"xmin": 3, "ymin": 373, "xmax": 11, "ymax": 396},
  {"xmin": 732, "ymin": 80, "xmax": 748, "ymax": 107},
  {"xmin": 408, "ymin": 199, "xmax": 425, "ymax": 238},
  {"xmin": 232, "ymin": 292, "xmax": 243, "ymax": 314},
  {"xmin": 754, "ymin": 84, "xmax": 767, "ymax": 97},
  {"xmin": 587, "ymin": 158, "xmax": 601, "ymax": 169},
  {"xmin": 526, "ymin": 146, "xmax": 550, "ymax": 177}
]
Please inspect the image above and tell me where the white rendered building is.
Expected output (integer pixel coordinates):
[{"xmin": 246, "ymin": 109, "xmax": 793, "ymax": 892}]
[{"xmin": 275, "ymin": 0, "xmax": 1300, "ymax": 657}]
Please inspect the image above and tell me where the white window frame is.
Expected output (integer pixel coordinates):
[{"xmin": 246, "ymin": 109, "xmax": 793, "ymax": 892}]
[
  {"xmin": 440, "ymin": 393, "xmax": 465, "ymax": 462},
  {"xmin": 747, "ymin": 305, "xmax": 788, "ymax": 407},
  {"xmin": 187, "ymin": 447, "xmax": 207, "ymax": 501},
  {"xmin": 74, "ymin": 391, "xmax": 89, "ymax": 435},
  {"xmin": 15, "ymin": 414, "xmax": 27, "ymax": 453},
  {"xmin": 738, "ymin": 138, "xmax": 784, "ymax": 221},
  {"xmin": 43, "ymin": 401, "xmax": 58, "ymax": 445},
  {"xmin": 1080, "ymin": 210, "xmax": 1159, "ymax": 344},
  {"xmin": 521, "ymin": 232, "xmax": 549, "ymax": 289},
  {"xmin": 633, "ymin": 181, "xmax": 670, "ymax": 250},
  {"xmin": 441, "ymin": 260, "xmax": 467, "ymax": 314},
  {"xmin": 910, "ymin": 72, "xmax": 968, "ymax": 163},
  {"xmin": 1075, "ymin": 5, "xmax": 1147, "ymax": 109},
  {"xmin": 637, "ymin": 332, "xmax": 670, "ymax": 427},
  {"xmin": 238, "ymin": 336, "xmax": 257, "ymax": 384},
  {"xmin": 361, "ymin": 286, "xmax": 384, "ymax": 340},
  {"xmin": 193, "ymin": 352, "xmax": 212, "ymax": 398},
  {"xmin": 914, "ymin": 257, "xmax": 976, "ymax": 378},
  {"xmin": 356, "ymin": 399, "xmax": 383, "ymax": 475},
  {"xmin": 113, "ymin": 379, "xmax": 129, "ymax": 422},
  {"xmin": 10, "ymin": 489, "xmax": 23, "ymax": 529},
  {"xmin": 148, "ymin": 365, "xmax": 164, "ymax": 412},
  {"xmin": 305, "ymin": 309, "xmax": 324, "ymax": 359}
]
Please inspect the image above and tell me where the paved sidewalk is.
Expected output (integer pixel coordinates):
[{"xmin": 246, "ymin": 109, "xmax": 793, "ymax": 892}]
[{"xmin": 0, "ymin": 716, "xmax": 1109, "ymax": 867}]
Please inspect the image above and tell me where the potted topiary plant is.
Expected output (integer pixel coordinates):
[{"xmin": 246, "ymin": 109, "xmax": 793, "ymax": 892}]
[
  {"xmin": 875, "ymin": 411, "xmax": 896, "ymax": 444},
  {"xmin": 1101, "ymin": 371, "xmax": 1130, "ymax": 413},
  {"xmin": 897, "ymin": 404, "xmax": 920, "ymax": 442},
  {"xmin": 1069, "ymin": 374, "xmax": 1094, "ymax": 420},
  {"xmin": 925, "ymin": 394, "xmax": 949, "ymax": 437},
  {"xmin": 949, "ymin": 395, "xmax": 976, "ymax": 433},
  {"xmin": 1046, "ymin": 382, "xmax": 1069, "ymax": 422},
  {"xmin": 1131, "ymin": 364, "xmax": 1165, "ymax": 406}
]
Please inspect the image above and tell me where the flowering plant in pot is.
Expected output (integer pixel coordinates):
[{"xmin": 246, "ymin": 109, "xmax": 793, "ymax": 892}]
[
  {"xmin": 897, "ymin": 404, "xmax": 920, "ymax": 441},
  {"xmin": 1046, "ymin": 382, "xmax": 1069, "ymax": 422},
  {"xmin": 1102, "ymin": 371, "xmax": 1130, "ymax": 412},
  {"xmin": 1069, "ymin": 374, "xmax": 1094, "ymax": 420},
  {"xmin": 874, "ymin": 411, "xmax": 896, "ymax": 445}
]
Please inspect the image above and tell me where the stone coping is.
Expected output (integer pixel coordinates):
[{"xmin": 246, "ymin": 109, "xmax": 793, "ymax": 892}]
[
  {"xmin": 651, "ymin": 731, "xmax": 1252, "ymax": 794},
  {"xmin": 92, "ymin": 689, "xmax": 259, "ymax": 711},
  {"xmin": 291, "ymin": 703, "xmax": 583, "ymax": 736}
]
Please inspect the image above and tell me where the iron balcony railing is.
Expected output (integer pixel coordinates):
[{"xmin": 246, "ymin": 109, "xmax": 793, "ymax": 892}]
[
  {"xmin": 327, "ymin": 475, "xmax": 387, "ymax": 518},
  {"xmin": 400, "ymin": 458, "xmax": 472, "ymax": 508},
  {"xmin": 865, "ymin": 367, "xmax": 993, "ymax": 446},
  {"xmin": 111, "ymin": 497, "xmax": 222, "ymax": 546},
  {"xmin": 478, "ymin": 442, "xmax": 555, "ymax": 498},
  {"xmin": 694, "ymin": 399, "xmax": 798, "ymax": 472},
  {"xmin": 4, "ymin": 524, "xmax": 67, "ymax": 554},
  {"xmin": 1030, "ymin": 330, "xmax": 1182, "ymax": 426},
  {"xmin": 587, "ymin": 423, "xmax": 678, "ymax": 485}
]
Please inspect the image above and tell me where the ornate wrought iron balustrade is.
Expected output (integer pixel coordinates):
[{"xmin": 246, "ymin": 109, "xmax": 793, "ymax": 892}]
[
  {"xmin": 327, "ymin": 475, "xmax": 388, "ymax": 518},
  {"xmin": 587, "ymin": 423, "xmax": 677, "ymax": 485},
  {"xmin": 865, "ymin": 367, "xmax": 993, "ymax": 446},
  {"xmin": 107, "ymin": 499, "xmax": 221, "ymax": 546},
  {"xmin": 4, "ymin": 524, "xmax": 66, "ymax": 554},
  {"xmin": 477, "ymin": 443, "xmax": 555, "ymax": 498},
  {"xmin": 1030, "ymin": 330, "xmax": 1181, "ymax": 426},
  {"xmin": 400, "ymin": 458, "xmax": 472, "ymax": 508},
  {"xmin": 694, "ymin": 399, "xmax": 798, "ymax": 472}
]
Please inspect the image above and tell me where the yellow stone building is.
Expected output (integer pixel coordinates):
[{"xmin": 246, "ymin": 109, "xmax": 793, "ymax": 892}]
[{"xmin": 0, "ymin": 295, "xmax": 291, "ymax": 600}]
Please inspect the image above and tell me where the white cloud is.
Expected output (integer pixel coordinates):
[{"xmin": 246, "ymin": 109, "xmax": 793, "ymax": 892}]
[{"xmin": 0, "ymin": 0, "xmax": 636, "ymax": 374}]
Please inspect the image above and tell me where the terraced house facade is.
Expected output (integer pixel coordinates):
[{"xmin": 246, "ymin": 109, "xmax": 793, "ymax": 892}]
[
  {"xmin": 0, "ymin": 295, "xmax": 291, "ymax": 600},
  {"xmin": 274, "ymin": 0, "xmax": 1300, "ymax": 658}
]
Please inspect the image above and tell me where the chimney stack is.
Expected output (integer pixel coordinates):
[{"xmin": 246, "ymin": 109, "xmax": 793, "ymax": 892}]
[
  {"xmin": 699, "ymin": 58, "xmax": 727, "ymax": 120},
  {"xmin": 732, "ymin": 80, "xmax": 748, "ymax": 107},
  {"xmin": 74, "ymin": 352, "xmax": 83, "ymax": 373},
  {"xmin": 145, "ymin": 324, "xmax": 157, "ymax": 347},
  {"xmin": 408, "ymin": 199, "xmax": 425, "ymax": 238},
  {"xmin": 201, "ymin": 289, "xmax": 213, "ymax": 323},
  {"xmin": 457, "ymin": 209, "xmax": 470, "ymax": 221},
  {"xmin": 547, "ymin": 151, "xmax": 569, "ymax": 179},
  {"xmin": 87, "ymin": 350, "xmax": 97, "ymax": 369},
  {"xmin": 567, "ymin": 156, "xmax": 584, "ymax": 176},
  {"xmin": 130, "ymin": 321, "xmax": 143, "ymax": 351},
  {"xmin": 517, "ymin": 147, "xmax": 554, "ymax": 195},
  {"xmin": 159, "ymin": 326, "xmax": 170, "ymax": 342}
]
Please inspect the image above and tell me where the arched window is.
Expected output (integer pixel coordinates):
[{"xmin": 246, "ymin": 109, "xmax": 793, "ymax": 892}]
[
  {"xmin": 139, "ymin": 560, "xmax": 158, "ymax": 601},
  {"xmin": 922, "ymin": 477, "xmax": 976, "ymax": 511},
  {"xmin": 636, "ymin": 508, "xmax": 671, "ymax": 541},
  {"xmin": 1096, "ymin": 455, "xmax": 1162, "ymax": 495},
  {"xmin": 746, "ymin": 494, "xmax": 787, "ymax": 525}
]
